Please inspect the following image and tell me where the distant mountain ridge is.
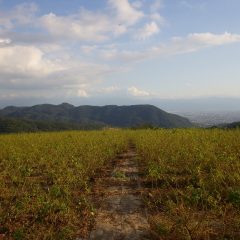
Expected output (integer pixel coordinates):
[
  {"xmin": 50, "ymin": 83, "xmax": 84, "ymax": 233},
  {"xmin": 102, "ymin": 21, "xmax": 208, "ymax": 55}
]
[
  {"xmin": 213, "ymin": 121, "xmax": 240, "ymax": 129},
  {"xmin": 0, "ymin": 103, "xmax": 193, "ymax": 132},
  {"xmin": 0, "ymin": 117, "xmax": 104, "ymax": 133}
]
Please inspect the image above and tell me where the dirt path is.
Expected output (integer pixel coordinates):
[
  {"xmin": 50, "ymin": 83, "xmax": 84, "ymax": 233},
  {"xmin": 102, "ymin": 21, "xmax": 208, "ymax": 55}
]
[{"xmin": 87, "ymin": 145, "xmax": 152, "ymax": 240}]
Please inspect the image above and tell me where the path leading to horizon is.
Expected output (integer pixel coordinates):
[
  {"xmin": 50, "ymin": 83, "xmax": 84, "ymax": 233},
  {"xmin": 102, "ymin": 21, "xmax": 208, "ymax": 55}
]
[{"xmin": 88, "ymin": 145, "xmax": 152, "ymax": 240}]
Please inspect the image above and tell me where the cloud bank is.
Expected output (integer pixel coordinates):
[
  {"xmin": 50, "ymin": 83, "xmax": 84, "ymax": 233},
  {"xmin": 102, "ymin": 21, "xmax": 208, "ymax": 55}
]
[{"xmin": 0, "ymin": 1, "xmax": 240, "ymax": 102}]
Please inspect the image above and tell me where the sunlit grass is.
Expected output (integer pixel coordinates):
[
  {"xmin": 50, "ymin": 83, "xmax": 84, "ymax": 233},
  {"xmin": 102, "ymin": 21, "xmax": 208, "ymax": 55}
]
[
  {"xmin": 0, "ymin": 130, "xmax": 128, "ymax": 239},
  {"xmin": 1, "ymin": 129, "xmax": 240, "ymax": 239},
  {"xmin": 133, "ymin": 129, "xmax": 240, "ymax": 239}
]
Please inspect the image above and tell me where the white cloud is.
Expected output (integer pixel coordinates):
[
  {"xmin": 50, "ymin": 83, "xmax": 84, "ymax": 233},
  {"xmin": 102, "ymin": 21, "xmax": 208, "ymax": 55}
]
[
  {"xmin": 0, "ymin": 3, "xmax": 38, "ymax": 30},
  {"xmin": 136, "ymin": 21, "xmax": 160, "ymax": 40},
  {"xmin": 128, "ymin": 86, "xmax": 150, "ymax": 97},
  {"xmin": 100, "ymin": 86, "xmax": 121, "ymax": 93},
  {"xmin": 108, "ymin": 0, "xmax": 144, "ymax": 26},
  {"xmin": 39, "ymin": 1, "xmax": 144, "ymax": 43},
  {"xmin": 132, "ymin": 1, "xmax": 143, "ymax": 9},
  {"xmin": 0, "ymin": 38, "xmax": 11, "ymax": 45},
  {"xmin": 180, "ymin": 1, "xmax": 206, "ymax": 10},
  {"xmin": 148, "ymin": 0, "xmax": 165, "ymax": 28},
  {"xmin": 40, "ymin": 11, "xmax": 112, "ymax": 42},
  {"xmin": 187, "ymin": 32, "xmax": 240, "ymax": 46},
  {"xmin": 38, "ymin": 0, "xmax": 146, "ymax": 43},
  {"xmin": 12, "ymin": 2, "xmax": 38, "ymax": 25},
  {"xmin": 100, "ymin": 47, "xmax": 149, "ymax": 62},
  {"xmin": 1, "ymin": 0, "xmax": 239, "ymax": 102},
  {"xmin": 100, "ymin": 32, "xmax": 240, "ymax": 63},
  {"xmin": 0, "ymin": 45, "xmax": 64, "ymax": 78},
  {"xmin": 81, "ymin": 45, "xmax": 98, "ymax": 54},
  {"xmin": 164, "ymin": 32, "xmax": 240, "ymax": 56},
  {"xmin": 0, "ymin": 2, "xmax": 138, "ymax": 43},
  {"xmin": 150, "ymin": 0, "xmax": 163, "ymax": 12},
  {"xmin": 150, "ymin": 13, "xmax": 164, "ymax": 23},
  {"xmin": 1, "ymin": 0, "xmax": 163, "ymax": 45},
  {"xmin": 77, "ymin": 89, "xmax": 89, "ymax": 97},
  {"xmin": 0, "ymin": 41, "xmax": 119, "ymax": 98}
]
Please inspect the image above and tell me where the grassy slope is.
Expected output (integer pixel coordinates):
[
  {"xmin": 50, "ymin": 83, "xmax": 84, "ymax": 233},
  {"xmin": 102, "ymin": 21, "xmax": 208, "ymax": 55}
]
[
  {"xmin": 0, "ymin": 130, "xmax": 128, "ymax": 239},
  {"xmin": 1, "ymin": 129, "xmax": 239, "ymax": 239},
  {"xmin": 133, "ymin": 129, "xmax": 240, "ymax": 239}
]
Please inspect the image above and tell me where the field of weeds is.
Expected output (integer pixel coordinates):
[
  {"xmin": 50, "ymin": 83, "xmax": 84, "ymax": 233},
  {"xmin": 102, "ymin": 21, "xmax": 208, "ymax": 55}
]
[
  {"xmin": 133, "ymin": 129, "xmax": 240, "ymax": 239},
  {"xmin": 0, "ymin": 129, "xmax": 240, "ymax": 239},
  {"xmin": 0, "ymin": 130, "xmax": 128, "ymax": 239}
]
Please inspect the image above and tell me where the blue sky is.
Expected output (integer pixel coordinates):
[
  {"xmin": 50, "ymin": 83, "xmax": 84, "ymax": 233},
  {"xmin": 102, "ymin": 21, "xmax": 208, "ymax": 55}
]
[{"xmin": 0, "ymin": 0, "xmax": 240, "ymax": 109}]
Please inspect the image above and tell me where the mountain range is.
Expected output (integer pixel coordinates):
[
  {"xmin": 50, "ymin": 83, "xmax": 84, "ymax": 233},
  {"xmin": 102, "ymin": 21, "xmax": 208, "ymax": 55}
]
[
  {"xmin": 213, "ymin": 121, "xmax": 240, "ymax": 129},
  {"xmin": 0, "ymin": 103, "xmax": 193, "ymax": 133}
]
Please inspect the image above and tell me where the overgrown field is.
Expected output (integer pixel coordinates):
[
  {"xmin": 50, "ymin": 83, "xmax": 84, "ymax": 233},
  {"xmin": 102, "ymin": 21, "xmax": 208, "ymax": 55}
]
[
  {"xmin": 0, "ymin": 129, "xmax": 240, "ymax": 239},
  {"xmin": 133, "ymin": 129, "xmax": 240, "ymax": 239},
  {"xmin": 0, "ymin": 130, "xmax": 128, "ymax": 239}
]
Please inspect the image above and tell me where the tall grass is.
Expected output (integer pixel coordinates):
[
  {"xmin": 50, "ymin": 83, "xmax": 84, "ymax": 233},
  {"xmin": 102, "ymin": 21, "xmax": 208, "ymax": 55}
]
[
  {"xmin": 0, "ymin": 130, "xmax": 128, "ymax": 239},
  {"xmin": 133, "ymin": 129, "xmax": 240, "ymax": 239},
  {"xmin": 1, "ymin": 129, "xmax": 240, "ymax": 239}
]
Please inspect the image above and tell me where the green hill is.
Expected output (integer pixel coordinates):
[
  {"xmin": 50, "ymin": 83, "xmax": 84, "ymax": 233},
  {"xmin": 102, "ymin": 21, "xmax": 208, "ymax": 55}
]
[
  {"xmin": 0, "ymin": 103, "xmax": 193, "ymax": 132},
  {"xmin": 214, "ymin": 121, "xmax": 240, "ymax": 129},
  {"xmin": 0, "ymin": 117, "xmax": 103, "ymax": 133}
]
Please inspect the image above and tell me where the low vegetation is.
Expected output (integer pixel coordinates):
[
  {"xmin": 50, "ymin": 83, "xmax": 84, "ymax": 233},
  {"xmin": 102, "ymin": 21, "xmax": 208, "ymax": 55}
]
[
  {"xmin": 133, "ymin": 129, "xmax": 240, "ymax": 239},
  {"xmin": 1, "ymin": 129, "xmax": 240, "ymax": 239},
  {"xmin": 0, "ymin": 130, "xmax": 128, "ymax": 239}
]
